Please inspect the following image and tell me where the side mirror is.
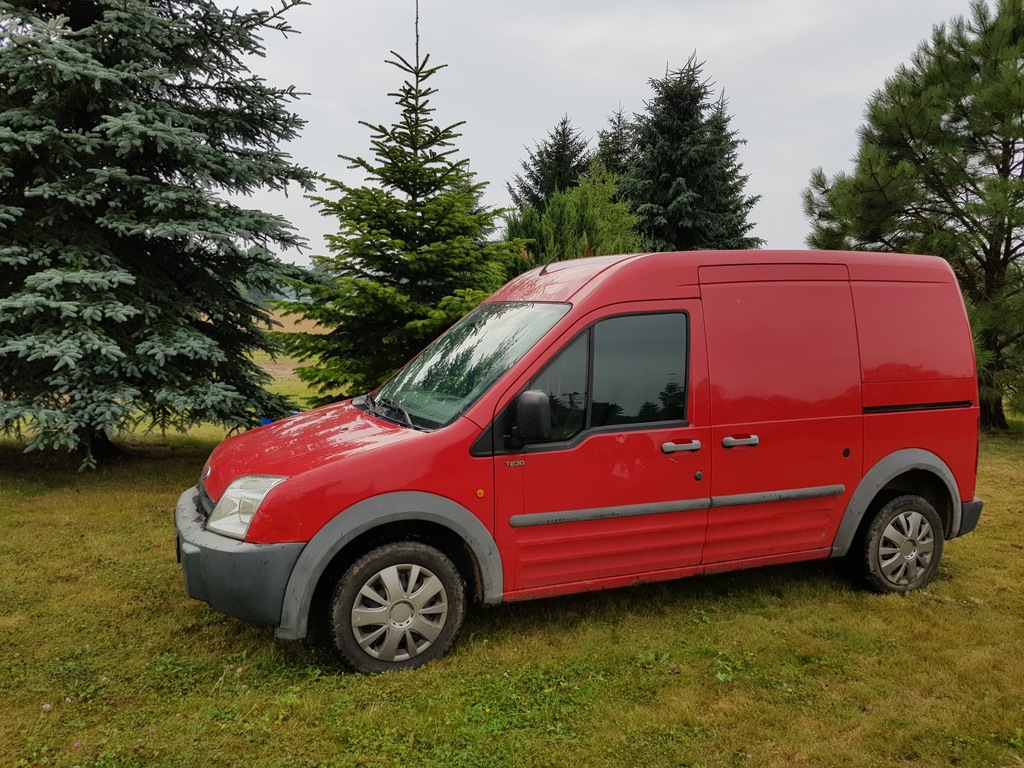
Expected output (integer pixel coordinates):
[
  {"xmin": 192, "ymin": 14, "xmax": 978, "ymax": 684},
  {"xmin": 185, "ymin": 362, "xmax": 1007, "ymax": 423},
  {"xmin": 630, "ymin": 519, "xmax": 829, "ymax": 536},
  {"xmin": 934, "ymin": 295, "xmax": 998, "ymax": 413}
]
[{"xmin": 505, "ymin": 390, "xmax": 551, "ymax": 449}]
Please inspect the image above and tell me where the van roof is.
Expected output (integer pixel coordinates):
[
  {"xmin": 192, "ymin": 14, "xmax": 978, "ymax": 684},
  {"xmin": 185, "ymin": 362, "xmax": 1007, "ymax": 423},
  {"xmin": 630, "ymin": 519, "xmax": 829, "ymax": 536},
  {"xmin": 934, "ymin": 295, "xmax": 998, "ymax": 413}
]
[{"xmin": 488, "ymin": 250, "xmax": 957, "ymax": 305}]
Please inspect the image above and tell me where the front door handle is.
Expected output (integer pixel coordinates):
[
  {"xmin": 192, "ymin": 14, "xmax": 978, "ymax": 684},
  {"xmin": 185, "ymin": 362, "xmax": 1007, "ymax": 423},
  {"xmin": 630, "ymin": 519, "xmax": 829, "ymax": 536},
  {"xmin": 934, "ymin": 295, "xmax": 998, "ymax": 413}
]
[
  {"xmin": 722, "ymin": 435, "xmax": 759, "ymax": 448},
  {"xmin": 662, "ymin": 439, "xmax": 702, "ymax": 454}
]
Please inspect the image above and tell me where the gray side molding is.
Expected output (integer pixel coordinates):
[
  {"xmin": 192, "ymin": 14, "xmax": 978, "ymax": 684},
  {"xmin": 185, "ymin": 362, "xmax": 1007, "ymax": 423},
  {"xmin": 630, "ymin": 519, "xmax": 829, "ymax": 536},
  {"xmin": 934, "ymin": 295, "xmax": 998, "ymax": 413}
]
[
  {"xmin": 830, "ymin": 448, "xmax": 962, "ymax": 558},
  {"xmin": 276, "ymin": 491, "xmax": 503, "ymax": 640}
]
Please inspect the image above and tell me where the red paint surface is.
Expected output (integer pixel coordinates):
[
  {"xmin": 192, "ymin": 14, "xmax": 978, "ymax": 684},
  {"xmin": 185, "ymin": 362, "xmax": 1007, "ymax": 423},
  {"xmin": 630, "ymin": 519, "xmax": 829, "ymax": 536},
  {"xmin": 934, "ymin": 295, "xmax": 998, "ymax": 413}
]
[{"xmin": 197, "ymin": 250, "xmax": 980, "ymax": 601}]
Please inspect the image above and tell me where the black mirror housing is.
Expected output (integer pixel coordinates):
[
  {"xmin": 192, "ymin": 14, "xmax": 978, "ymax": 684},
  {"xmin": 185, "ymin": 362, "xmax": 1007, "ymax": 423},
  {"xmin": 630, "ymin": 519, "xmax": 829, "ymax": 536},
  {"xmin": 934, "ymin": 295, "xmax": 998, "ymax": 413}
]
[{"xmin": 507, "ymin": 390, "xmax": 551, "ymax": 448}]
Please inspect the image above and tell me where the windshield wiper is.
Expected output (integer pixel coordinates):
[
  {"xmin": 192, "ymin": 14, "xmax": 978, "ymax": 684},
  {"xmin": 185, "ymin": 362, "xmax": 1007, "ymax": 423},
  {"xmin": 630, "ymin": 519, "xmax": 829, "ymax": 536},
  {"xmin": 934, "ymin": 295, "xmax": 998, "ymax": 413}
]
[
  {"xmin": 365, "ymin": 394, "xmax": 418, "ymax": 429},
  {"xmin": 377, "ymin": 396, "xmax": 416, "ymax": 428}
]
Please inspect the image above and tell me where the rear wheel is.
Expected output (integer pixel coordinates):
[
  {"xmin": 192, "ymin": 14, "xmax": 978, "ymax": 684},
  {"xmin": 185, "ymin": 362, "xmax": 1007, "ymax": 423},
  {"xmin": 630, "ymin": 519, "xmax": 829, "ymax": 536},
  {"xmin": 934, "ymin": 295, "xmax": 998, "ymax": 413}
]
[
  {"xmin": 859, "ymin": 494, "xmax": 944, "ymax": 593},
  {"xmin": 331, "ymin": 542, "xmax": 465, "ymax": 673}
]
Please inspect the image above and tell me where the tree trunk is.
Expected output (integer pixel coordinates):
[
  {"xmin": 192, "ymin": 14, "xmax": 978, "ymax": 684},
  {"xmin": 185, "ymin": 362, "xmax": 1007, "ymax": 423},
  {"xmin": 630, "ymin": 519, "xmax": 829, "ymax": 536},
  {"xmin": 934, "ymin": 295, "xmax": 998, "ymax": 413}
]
[
  {"xmin": 979, "ymin": 393, "xmax": 1008, "ymax": 430},
  {"xmin": 81, "ymin": 429, "xmax": 126, "ymax": 465}
]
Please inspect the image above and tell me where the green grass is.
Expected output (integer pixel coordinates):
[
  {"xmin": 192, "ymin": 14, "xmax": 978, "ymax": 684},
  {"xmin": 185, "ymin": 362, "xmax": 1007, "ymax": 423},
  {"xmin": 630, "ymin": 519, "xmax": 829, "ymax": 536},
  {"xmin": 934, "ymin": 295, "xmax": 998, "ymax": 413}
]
[{"xmin": 1, "ymin": 425, "xmax": 1023, "ymax": 767}]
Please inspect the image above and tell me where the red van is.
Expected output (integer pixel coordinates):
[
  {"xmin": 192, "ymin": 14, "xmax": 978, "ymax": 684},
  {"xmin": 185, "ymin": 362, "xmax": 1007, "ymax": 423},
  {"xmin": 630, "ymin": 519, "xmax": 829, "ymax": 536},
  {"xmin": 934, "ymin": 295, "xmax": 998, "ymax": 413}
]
[{"xmin": 175, "ymin": 250, "xmax": 983, "ymax": 673}]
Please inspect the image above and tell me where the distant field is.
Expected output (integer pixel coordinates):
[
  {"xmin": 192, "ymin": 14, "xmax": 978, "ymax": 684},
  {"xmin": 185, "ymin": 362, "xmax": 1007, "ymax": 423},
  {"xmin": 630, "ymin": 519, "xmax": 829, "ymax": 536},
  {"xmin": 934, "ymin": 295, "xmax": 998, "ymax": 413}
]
[
  {"xmin": 265, "ymin": 307, "xmax": 328, "ymax": 335},
  {"xmin": 257, "ymin": 309, "xmax": 328, "ymax": 406}
]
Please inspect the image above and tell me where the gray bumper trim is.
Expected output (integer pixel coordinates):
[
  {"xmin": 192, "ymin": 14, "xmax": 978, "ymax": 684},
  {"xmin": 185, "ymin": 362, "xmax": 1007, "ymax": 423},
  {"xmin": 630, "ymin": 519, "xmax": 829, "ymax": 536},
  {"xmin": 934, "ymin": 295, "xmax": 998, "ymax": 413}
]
[
  {"xmin": 175, "ymin": 486, "xmax": 305, "ymax": 627},
  {"xmin": 956, "ymin": 498, "xmax": 983, "ymax": 537}
]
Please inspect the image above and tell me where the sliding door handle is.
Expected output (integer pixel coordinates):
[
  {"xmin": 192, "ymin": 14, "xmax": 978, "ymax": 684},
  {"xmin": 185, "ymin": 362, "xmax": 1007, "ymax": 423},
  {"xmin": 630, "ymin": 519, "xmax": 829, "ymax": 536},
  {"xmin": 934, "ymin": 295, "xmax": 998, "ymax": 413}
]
[
  {"xmin": 722, "ymin": 435, "xmax": 759, "ymax": 449},
  {"xmin": 662, "ymin": 439, "xmax": 702, "ymax": 454}
]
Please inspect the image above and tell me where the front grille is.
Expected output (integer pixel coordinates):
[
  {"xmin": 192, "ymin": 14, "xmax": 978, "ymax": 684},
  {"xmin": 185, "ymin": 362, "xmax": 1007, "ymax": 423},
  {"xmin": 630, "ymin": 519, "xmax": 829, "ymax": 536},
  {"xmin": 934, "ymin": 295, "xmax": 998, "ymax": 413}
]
[{"xmin": 197, "ymin": 482, "xmax": 215, "ymax": 518}]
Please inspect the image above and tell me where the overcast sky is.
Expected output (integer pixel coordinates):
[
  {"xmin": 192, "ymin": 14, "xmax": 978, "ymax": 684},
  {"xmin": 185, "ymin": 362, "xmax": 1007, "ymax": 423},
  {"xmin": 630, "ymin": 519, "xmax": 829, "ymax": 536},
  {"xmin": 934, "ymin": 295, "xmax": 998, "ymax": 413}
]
[{"xmin": 239, "ymin": 0, "xmax": 978, "ymax": 266}]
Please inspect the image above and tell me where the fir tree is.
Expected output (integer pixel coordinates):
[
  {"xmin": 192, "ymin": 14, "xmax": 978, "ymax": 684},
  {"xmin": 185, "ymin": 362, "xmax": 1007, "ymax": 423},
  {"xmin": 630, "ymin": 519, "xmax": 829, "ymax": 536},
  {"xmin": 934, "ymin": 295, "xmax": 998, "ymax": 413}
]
[
  {"xmin": 280, "ymin": 9, "xmax": 517, "ymax": 402},
  {"xmin": 0, "ymin": 0, "xmax": 314, "ymax": 464},
  {"xmin": 507, "ymin": 115, "xmax": 592, "ymax": 212},
  {"xmin": 595, "ymin": 106, "xmax": 637, "ymax": 177},
  {"xmin": 621, "ymin": 55, "xmax": 762, "ymax": 252}
]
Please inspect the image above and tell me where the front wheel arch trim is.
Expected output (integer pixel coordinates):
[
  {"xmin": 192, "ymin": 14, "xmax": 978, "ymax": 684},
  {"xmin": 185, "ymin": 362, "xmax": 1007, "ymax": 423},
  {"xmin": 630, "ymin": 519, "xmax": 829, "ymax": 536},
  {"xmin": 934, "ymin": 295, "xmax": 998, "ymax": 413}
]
[{"xmin": 275, "ymin": 491, "xmax": 503, "ymax": 641}]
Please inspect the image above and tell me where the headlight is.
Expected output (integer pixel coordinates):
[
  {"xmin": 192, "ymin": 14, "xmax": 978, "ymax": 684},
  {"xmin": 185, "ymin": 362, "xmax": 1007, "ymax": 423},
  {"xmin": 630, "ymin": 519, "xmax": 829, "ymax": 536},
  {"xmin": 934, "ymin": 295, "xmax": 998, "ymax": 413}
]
[{"xmin": 206, "ymin": 475, "xmax": 287, "ymax": 540}]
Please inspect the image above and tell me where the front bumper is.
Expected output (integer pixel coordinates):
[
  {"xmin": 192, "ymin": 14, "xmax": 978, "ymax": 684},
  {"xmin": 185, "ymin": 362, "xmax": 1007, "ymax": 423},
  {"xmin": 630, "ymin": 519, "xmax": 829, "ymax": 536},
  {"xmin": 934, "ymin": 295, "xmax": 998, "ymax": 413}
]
[{"xmin": 175, "ymin": 486, "xmax": 305, "ymax": 628}]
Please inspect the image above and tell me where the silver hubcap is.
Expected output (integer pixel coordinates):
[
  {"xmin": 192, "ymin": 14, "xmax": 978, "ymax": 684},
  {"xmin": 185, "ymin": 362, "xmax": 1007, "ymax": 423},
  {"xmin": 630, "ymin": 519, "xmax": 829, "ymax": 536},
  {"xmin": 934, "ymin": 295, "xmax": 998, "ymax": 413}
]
[
  {"xmin": 879, "ymin": 510, "xmax": 935, "ymax": 586},
  {"xmin": 351, "ymin": 563, "xmax": 448, "ymax": 662}
]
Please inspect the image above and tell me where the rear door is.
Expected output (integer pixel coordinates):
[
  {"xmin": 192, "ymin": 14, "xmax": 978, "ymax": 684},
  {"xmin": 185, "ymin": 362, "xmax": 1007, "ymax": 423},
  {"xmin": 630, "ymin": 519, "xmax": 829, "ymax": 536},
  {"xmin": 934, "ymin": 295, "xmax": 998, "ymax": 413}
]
[
  {"xmin": 698, "ymin": 264, "xmax": 864, "ymax": 565},
  {"xmin": 492, "ymin": 301, "xmax": 712, "ymax": 597}
]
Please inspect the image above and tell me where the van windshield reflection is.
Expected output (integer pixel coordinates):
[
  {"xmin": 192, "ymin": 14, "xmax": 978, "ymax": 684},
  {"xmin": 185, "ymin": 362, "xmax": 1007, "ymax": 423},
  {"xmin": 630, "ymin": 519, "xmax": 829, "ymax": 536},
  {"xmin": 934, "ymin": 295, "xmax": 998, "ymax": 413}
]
[{"xmin": 371, "ymin": 302, "xmax": 570, "ymax": 429}]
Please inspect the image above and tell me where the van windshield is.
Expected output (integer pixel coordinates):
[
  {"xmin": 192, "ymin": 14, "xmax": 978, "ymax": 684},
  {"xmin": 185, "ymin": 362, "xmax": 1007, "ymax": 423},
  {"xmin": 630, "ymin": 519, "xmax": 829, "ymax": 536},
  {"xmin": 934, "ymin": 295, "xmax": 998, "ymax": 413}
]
[{"xmin": 371, "ymin": 301, "xmax": 569, "ymax": 429}]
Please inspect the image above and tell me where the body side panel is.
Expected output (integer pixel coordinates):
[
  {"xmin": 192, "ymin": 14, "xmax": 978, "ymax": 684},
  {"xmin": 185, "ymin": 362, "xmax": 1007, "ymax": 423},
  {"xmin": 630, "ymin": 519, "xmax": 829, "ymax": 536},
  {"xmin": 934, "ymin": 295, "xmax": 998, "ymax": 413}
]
[
  {"xmin": 851, "ymin": 273, "xmax": 979, "ymax": 504},
  {"xmin": 699, "ymin": 271, "xmax": 865, "ymax": 563},
  {"xmin": 493, "ymin": 299, "xmax": 712, "ymax": 592}
]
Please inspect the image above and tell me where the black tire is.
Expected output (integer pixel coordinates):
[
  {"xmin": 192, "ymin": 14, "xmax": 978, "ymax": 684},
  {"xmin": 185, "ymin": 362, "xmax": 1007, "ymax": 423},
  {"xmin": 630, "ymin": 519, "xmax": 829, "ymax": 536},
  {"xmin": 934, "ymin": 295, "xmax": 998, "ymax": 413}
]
[
  {"xmin": 331, "ymin": 542, "xmax": 465, "ymax": 673},
  {"xmin": 859, "ymin": 494, "xmax": 944, "ymax": 593}
]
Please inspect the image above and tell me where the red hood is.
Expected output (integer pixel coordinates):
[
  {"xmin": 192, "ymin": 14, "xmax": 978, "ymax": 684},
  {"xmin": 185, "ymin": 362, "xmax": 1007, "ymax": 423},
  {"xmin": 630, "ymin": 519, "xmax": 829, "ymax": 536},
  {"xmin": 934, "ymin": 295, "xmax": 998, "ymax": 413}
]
[{"xmin": 201, "ymin": 400, "xmax": 411, "ymax": 501}]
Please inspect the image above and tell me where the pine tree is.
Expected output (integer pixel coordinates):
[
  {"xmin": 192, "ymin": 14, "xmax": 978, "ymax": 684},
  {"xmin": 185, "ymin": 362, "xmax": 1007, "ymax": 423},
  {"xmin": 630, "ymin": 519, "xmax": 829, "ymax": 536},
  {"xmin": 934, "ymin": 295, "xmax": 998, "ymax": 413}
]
[
  {"xmin": 804, "ymin": 0, "xmax": 1024, "ymax": 429},
  {"xmin": 0, "ymin": 0, "xmax": 314, "ymax": 464},
  {"xmin": 280, "ymin": 10, "xmax": 516, "ymax": 402},
  {"xmin": 621, "ymin": 55, "xmax": 762, "ymax": 252},
  {"xmin": 507, "ymin": 115, "xmax": 592, "ymax": 212}
]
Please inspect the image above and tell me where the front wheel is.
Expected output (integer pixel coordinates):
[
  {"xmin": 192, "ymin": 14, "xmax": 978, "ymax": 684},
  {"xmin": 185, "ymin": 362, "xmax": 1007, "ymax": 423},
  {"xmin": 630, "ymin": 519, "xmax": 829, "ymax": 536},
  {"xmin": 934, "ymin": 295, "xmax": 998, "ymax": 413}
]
[
  {"xmin": 331, "ymin": 542, "xmax": 465, "ymax": 673},
  {"xmin": 859, "ymin": 494, "xmax": 944, "ymax": 593}
]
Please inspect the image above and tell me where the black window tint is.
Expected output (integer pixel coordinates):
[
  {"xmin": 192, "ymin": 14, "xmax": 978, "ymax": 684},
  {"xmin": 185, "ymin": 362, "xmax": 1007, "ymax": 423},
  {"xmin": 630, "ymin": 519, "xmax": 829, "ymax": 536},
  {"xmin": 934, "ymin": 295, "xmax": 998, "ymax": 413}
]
[
  {"xmin": 592, "ymin": 314, "xmax": 687, "ymax": 426},
  {"xmin": 528, "ymin": 332, "xmax": 589, "ymax": 441}
]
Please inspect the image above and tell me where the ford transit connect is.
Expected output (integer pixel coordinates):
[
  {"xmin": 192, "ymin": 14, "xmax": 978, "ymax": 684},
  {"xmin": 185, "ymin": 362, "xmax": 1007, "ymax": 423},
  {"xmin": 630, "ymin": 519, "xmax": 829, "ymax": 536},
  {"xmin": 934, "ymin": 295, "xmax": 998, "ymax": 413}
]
[{"xmin": 175, "ymin": 250, "xmax": 983, "ymax": 673}]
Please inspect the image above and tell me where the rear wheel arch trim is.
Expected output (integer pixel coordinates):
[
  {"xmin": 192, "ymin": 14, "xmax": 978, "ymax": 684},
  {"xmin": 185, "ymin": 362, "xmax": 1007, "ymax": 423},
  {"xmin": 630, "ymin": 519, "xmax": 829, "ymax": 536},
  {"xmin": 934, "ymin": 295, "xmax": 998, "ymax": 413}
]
[
  {"xmin": 275, "ymin": 491, "xmax": 502, "ymax": 641},
  {"xmin": 830, "ymin": 448, "xmax": 961, "ymax": 558}
]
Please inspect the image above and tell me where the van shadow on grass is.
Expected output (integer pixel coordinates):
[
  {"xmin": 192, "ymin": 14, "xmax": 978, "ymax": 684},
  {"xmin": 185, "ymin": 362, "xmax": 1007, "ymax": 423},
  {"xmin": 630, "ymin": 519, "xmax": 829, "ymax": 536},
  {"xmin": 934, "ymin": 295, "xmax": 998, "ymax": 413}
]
[
  {"xmin": 457, "ymin": 558, "xmax": 854, "ymax": 653},
  {"xmin": 226, "ymin": 557, "xmax": 857, "ymax": 676},
  {"xmin": 168, "ymin": 557, "xmax": 857, "ymax": 678}
]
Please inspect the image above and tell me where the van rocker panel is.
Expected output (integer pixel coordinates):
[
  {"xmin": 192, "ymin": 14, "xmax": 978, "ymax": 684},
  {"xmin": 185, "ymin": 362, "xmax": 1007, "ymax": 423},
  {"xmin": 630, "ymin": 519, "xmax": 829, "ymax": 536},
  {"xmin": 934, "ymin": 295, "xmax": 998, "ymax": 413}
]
[{"xmin": 276, "ymin": 491, "xmax": 504, "ymax": 641}]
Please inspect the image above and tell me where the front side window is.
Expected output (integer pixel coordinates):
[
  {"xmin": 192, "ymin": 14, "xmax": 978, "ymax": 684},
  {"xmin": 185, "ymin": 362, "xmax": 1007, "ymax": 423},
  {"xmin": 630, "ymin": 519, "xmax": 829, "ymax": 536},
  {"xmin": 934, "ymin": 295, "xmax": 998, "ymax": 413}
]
[
  {"xmin": 528, "ymin": 333, "xmax": 589, "ymax": 442},
  {"xmin": 516, "ymin": 312, "xmax": 688, "ymax": 445}
]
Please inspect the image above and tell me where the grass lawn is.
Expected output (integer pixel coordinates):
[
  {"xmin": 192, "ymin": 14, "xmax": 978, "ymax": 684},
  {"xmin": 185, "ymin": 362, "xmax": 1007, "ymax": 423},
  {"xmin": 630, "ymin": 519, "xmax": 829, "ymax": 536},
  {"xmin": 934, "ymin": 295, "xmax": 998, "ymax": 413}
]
[{"xmin": 1, "ymin": 392, "xmax": 1023, "ymax": 765}]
